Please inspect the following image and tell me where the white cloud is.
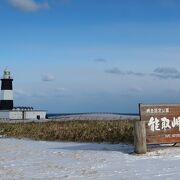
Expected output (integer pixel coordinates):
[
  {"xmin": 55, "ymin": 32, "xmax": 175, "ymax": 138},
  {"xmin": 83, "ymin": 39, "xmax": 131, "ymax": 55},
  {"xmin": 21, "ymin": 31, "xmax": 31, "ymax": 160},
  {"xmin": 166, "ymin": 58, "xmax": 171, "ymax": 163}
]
[
  {"xmin": 9, "ymin": 0, "xmax": 49, "ymax": 12},
  {"xmin": 152, "ymin": 67, "xmax": 180, "ymax": 79},
  {"xmin": 105, "ymin": 67, "xmax": 124, "ymax": 75},
  {"xmin": 105, "ymin": 67, "xmax": 145, "ymax": 76},
  {"xmin": 128, "ymin": 87, "xmax": 142, "ymax": 93},
  {"xmin": 105, "ymin": 66, "xmax": 180, "ymax": 79},
  {"xmin": 94, "ymin": 58, "xmax": 107, "ymax": 63},
  {"xmin": 41, "ymin": 74, "xmax": 55, "ymax": 82}
]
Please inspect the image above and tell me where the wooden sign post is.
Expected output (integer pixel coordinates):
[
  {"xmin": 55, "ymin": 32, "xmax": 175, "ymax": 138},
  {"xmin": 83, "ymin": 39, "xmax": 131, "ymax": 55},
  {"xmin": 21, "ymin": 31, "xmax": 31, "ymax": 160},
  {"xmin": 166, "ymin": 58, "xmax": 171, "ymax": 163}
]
[
  {"xmin": 134, "ymin": 104, "xmax": 180, "ymax": 154},
  {"xmin": 134, "ymin": 121, "xmax": 147, "ymax": 154}
]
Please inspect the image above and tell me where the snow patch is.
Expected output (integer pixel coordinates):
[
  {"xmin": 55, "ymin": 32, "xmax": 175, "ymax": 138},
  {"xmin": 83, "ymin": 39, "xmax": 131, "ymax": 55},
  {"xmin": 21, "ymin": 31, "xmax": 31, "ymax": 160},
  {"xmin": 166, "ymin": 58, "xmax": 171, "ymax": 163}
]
[{"xmin": 0, "ymin": 139, "xmax": 180, "ymax": 179}]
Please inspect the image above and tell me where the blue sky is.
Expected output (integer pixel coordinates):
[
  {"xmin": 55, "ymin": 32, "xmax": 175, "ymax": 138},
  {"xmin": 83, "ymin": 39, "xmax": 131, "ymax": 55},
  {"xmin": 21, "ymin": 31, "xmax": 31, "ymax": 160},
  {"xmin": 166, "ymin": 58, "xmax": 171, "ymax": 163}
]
[{"xmin": 1, "ymin": 0, "xmax": 180, "ymax": 113}]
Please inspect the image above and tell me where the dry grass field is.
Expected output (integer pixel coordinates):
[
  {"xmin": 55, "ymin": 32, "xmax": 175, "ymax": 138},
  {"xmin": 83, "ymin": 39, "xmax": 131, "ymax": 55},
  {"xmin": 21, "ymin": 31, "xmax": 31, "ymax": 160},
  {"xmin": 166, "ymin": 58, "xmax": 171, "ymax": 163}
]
[{"xmin": 0, "ymin": 120, "xmax": 134, "ymax": 143}]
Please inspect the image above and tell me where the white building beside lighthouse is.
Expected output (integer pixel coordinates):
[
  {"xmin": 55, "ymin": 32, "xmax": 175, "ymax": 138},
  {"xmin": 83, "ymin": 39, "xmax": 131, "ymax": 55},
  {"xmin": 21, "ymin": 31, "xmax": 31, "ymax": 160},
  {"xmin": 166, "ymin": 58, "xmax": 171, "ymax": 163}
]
[{"xmin": 0, "ymin": 68, "xmax": 47, "ymax": 120}]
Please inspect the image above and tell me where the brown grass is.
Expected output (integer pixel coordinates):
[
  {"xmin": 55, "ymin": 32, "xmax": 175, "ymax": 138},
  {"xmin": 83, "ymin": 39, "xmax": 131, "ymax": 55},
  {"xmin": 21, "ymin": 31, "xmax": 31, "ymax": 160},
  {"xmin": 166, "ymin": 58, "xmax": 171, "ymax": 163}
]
[{"xmin": 0, "ymin": 120, "xmax": 134, "ymax": 143}]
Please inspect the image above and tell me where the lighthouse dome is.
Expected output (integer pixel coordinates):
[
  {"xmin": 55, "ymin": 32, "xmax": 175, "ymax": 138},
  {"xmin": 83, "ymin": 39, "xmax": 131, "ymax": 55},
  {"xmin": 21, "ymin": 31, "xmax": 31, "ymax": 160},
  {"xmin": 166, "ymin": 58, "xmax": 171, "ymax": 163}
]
[{"xmin": 3, "ymin": 68, "xmax": 11, "ymax": 79}]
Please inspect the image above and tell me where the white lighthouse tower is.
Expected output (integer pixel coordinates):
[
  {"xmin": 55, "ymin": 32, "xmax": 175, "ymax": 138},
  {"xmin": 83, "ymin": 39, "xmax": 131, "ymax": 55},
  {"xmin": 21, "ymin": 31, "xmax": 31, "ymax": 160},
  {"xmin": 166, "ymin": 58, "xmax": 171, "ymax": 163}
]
[{"xmin": 0, "ymin": 68, "xmax": 13, "ymax": 110}]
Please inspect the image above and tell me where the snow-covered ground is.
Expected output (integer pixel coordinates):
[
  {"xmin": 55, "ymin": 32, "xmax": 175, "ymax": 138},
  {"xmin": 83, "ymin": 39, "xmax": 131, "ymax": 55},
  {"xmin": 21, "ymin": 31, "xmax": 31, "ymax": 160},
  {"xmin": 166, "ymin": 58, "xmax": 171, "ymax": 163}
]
[{"xmin": 0, "ymin": 138, "xmax": 180, "ymax": 179}]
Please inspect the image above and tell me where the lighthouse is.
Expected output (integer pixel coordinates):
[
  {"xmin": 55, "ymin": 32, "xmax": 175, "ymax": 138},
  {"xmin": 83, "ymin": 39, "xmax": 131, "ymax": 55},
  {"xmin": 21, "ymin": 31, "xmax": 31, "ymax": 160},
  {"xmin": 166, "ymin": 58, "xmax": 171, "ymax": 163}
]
[
  {"xmin": 0, "ymin": 68, "xmax": 13, "ymax": 110},
  {"xmin": 0, "ymin": 68, "xmax": 46, "ymax": 120}
]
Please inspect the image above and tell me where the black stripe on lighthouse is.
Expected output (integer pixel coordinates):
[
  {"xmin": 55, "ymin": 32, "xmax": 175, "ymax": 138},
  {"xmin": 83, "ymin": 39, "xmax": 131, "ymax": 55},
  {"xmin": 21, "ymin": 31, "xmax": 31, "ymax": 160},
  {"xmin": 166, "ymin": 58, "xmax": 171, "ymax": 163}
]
[
  {"xmin": 0, "ymin": 100, "xmax": 13, "ymax": 110},
  {"xmin": 1, "ymin": 79, "xmax": 13, "ymax": 90}
]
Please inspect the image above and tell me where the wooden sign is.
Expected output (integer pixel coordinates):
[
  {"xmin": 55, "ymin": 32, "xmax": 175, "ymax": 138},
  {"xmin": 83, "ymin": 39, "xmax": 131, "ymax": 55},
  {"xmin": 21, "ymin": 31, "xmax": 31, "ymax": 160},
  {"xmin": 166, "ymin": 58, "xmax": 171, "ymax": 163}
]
[{"xmin": 139, "ymin": 104, "xmax": 180, "ymax": 144}]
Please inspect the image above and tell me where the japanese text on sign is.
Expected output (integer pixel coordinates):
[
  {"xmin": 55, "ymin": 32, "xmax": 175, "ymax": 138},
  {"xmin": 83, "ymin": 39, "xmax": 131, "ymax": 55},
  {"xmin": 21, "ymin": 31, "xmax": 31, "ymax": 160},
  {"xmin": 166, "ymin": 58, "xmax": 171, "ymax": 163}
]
[
  {"xmin": 146, "ymin": 108, "xmax": 169, "ymax": 114},
  {"xmin": 148, "ymin": 117, "xmax": 180, "ymax": 132}
]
